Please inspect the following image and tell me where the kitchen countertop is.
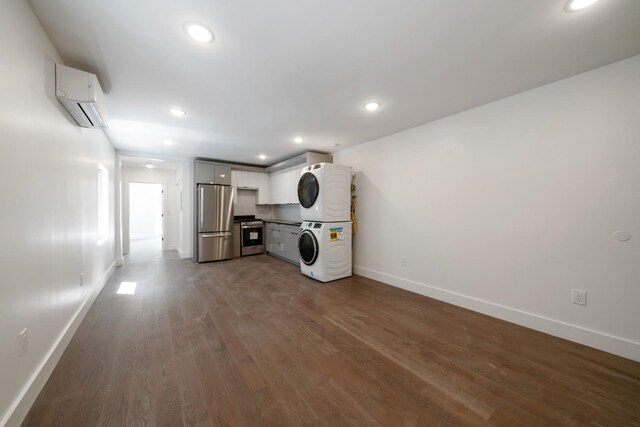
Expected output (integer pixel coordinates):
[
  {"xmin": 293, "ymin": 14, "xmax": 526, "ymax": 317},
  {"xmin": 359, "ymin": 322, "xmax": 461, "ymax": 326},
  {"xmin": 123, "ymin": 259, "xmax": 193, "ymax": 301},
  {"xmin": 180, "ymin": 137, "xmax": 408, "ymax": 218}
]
[{"xmin": 264, "ymin": 219, "xmax": 302, "ymax": 226}]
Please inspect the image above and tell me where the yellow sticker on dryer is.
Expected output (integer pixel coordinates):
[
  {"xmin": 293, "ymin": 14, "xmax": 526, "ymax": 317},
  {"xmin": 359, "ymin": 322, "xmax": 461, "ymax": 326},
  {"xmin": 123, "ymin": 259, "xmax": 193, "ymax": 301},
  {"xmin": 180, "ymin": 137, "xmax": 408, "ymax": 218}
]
[{"xmin": 329, "ymin": 227, "xmax": 344, "ymax": 241}]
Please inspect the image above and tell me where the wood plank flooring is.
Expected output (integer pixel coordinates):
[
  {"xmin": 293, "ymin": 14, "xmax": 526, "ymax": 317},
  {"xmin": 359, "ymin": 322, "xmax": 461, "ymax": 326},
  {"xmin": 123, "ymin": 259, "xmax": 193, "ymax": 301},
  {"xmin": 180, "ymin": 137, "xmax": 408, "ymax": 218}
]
[{"xmin": 23, "ymin": 255, "xmax": 640, "ymax": 426}]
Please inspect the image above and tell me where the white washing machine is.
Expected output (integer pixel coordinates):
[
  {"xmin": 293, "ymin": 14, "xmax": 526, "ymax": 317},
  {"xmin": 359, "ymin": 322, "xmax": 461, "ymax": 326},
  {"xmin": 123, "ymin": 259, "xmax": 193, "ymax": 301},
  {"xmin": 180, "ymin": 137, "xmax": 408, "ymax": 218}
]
[
  {"xmin": 298, "ymin": 221, "xmax": 352, "ymax": 282},
  {"xmin": 298, "ymin": 163, "xmax": 351, "ymax": 222}
]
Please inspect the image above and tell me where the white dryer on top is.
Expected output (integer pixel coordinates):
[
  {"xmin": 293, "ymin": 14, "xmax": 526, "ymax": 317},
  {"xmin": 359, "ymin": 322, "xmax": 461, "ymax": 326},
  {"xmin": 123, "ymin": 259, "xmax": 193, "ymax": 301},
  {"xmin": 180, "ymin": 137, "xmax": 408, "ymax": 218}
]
[
  {"xmin": 298, "ymin": 221, "xmax": 352, "ymax": 282},
  {"xmin": 297, "ymin": 163, "xmax": 351, "ymax": 222}
]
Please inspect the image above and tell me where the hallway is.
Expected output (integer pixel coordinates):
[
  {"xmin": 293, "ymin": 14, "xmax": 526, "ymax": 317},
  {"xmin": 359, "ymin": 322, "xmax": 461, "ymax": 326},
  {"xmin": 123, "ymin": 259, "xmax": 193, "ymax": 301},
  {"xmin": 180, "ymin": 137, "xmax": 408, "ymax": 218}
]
[{"xmin": 124, "ymin": 237, "xmax": 180, "ymax": 264}]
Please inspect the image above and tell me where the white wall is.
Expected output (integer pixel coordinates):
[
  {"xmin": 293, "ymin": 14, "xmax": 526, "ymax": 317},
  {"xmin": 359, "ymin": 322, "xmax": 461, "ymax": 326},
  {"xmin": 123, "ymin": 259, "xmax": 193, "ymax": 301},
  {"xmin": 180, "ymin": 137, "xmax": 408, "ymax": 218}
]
[
  {"xmin": 236, "ymin": 189, "xmax": 273, "ymax": 219},
  {"xmin": 272, "ymin": 204, "xmax": 302, "ymax": 222},
  {"xmin": 121, "ymin": 167, "xmax": 179, "ymax": 253},
  {"xmin": 335, "ymin": 55, "xmax": 640, "ymax": 361},
  {"xmin": 0, "ymin": 1, "xmax": 117, "ymax": 425}
]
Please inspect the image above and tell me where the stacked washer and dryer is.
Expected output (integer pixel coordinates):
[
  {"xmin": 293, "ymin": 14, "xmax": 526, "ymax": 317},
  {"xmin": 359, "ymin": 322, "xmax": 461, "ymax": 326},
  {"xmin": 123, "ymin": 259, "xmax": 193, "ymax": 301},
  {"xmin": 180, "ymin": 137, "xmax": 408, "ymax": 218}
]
[{"xmin": 296, "ymin": 163, "xmax": 352, "ymax": 282}]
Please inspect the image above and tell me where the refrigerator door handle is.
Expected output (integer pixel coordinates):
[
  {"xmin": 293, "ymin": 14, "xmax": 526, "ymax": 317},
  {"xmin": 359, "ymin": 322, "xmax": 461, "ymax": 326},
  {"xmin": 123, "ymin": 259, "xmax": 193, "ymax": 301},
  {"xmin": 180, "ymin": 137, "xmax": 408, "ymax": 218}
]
[
  {"xmin": 201, "ymin": 232, "xmax": 232, "ymax": 238},
  {"xmin": 199, "ymin": 186, "xmax": 204, "ymax": 231}
]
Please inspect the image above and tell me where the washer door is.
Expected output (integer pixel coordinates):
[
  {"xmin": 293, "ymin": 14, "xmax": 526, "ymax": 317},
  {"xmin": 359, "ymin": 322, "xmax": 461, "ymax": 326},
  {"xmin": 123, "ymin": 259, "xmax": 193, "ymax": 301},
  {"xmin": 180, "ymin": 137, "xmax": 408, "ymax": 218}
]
[
  {"xmin": 297, "ymin": 172, "xmax": 319, "ymax": 208},
  {"xmin": 298, "ymin": 229, "xmax": 319, "ymax": 265}
]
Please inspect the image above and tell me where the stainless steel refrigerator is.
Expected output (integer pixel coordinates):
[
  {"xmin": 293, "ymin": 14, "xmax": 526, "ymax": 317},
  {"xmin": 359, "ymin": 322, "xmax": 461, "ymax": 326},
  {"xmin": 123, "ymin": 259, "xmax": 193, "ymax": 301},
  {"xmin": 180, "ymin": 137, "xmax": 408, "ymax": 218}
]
[{"xmin": 197, "ymin": 184, "xmax": 234, "ymax": 262}]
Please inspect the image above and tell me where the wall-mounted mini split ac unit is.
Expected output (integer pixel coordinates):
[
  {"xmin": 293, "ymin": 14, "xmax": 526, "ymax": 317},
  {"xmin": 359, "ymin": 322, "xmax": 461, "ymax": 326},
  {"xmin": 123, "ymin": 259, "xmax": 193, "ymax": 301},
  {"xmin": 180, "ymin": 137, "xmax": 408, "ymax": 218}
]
[{"xmin": 55, "ymin": 64, "xmax": 108, "ymax": 128}]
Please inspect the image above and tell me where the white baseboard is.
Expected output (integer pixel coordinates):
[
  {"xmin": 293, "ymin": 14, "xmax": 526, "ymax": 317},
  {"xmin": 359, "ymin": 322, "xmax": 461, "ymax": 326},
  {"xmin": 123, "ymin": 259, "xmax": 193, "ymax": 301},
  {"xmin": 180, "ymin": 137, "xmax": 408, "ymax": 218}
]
[
  {"xmin": 354, "ymin": 265, "xmax": 640, "ymax": 362},
  {"xmin": 164, "ymin": 244, "xmax": 177, "ymax": 251},
  {"xmin": 2, "ymin": 259, "xmax": 118, "ymax": 427},
  {"xmin": 177, "ymin": 249, "xmax": 192, "ymax": 259}
]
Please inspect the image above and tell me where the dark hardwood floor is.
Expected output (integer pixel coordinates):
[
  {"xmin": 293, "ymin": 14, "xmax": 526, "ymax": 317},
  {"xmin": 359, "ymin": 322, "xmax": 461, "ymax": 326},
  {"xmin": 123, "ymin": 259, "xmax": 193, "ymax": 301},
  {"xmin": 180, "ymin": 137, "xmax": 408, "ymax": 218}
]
[{"xmin": 24, "ymin": 255, "xmax": 640, "ymax": 426}]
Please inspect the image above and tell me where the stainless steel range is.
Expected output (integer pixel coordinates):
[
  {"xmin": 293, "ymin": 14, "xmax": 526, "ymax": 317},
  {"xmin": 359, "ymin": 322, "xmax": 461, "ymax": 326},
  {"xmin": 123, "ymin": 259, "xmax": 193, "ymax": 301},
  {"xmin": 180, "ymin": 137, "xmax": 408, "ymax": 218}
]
[{"xmin": 236, "ymin": 216, "xmax": 265, "ymax": 256}]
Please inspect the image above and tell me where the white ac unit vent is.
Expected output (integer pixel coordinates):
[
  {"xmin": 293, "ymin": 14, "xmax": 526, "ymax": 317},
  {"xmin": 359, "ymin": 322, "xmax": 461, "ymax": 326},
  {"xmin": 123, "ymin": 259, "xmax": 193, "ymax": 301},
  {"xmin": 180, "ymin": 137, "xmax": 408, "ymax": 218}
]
[{"xmin": 55, "ymin": 64, "xmax": 108, "ymax": 128}]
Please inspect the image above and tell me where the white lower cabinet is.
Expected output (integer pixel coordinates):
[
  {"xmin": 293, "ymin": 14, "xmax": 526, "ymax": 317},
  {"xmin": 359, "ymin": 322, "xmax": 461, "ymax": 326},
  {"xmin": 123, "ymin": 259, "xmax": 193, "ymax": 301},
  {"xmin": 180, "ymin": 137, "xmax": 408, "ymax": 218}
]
[
  {"xmin": 283, "ymin": 229, "xmax": 300, "ymax": 262},
  {"xmin": 266, "ymin": 224, "xmax": 284, "ymax": 256},
  {"xmin": 266, "ymin": 222, "xmax": 300, "ymax": 264}
]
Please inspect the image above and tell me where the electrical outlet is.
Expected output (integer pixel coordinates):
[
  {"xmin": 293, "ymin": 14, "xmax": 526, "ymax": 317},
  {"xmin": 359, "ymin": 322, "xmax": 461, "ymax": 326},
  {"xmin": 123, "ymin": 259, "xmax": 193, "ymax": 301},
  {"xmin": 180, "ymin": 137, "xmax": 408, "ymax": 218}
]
[
  {"xmin": 401, "ymin": 256, "xmax": 407, "ymax": 266},
  {"xmin": 18, "ymin": 328, "xmax": 28, "ymax": 357},
  {"xmin": 572, "ymin": 289, "xmax": 587, "ymax": 306},
  {"xmin": 80, "ymin": 272, "xmax": 84, "ymax": 287}
]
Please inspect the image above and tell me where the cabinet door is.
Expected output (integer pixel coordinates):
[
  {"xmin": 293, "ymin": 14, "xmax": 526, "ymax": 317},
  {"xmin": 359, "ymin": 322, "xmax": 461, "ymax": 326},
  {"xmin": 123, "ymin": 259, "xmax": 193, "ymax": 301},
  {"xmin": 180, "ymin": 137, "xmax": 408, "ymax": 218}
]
[
  {"xmin": 284, "ymin": 228, "xmax": 300, "ymax": 262},
  {"xmin": 277, "ymin": 172, "xmax": 287, "ymax": 204},
  {"xmin": 235, "ymin": 170, "xmax": 248, "ymax": 188},
  {"xmin": 214, "ymin": 164, "xmax": 231, "ymax": 185},
  {"xmin": 285, "ymin": 169, "xmax": 294, "ymax": 204},
  {"xmin": 266, "ymin": 225, "xmax": 274, "ymax": 252},
  {"xmin": 272, "ymin": 225, "xmax": 285, "ymax": 254},
  {"xmin": 247, "ymin": 172, "xmax": 260, "ymax": 189},
  {"xmin": 231, "ymin": 170, "xmax": 238, "ymax": 187},
  {"xmin": 230, "ymin": 170, "xmax": 238, "ymax": 203},
  {"xmin": 269, "ymin": 172, "xmax": 285, "ymax": 204},
  {"xmin": 269, "ymin": 173, "xmax": 277, "ymax": 204},
  {"xmin": 257, "ymin": 173, "xmax": 270, "ymax": 205},
  {"xmin": 195, "ymin": 162, "xmax": 216, "ymax": 184},
  {"xmin": 288, "ymin": 166, "xmax": 305, "ymax": 204}
]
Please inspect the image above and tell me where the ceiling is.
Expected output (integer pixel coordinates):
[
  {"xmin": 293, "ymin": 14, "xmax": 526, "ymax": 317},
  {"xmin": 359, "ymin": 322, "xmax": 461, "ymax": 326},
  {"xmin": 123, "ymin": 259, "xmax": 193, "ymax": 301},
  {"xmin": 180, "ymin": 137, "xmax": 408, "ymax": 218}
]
[
  {"xmin": 120, "ymin": 155, "xmax": 180, "ymax": 171},
  {"xmin": 30, "ymin": 0, "xmax": 640, "ymax": 166}
]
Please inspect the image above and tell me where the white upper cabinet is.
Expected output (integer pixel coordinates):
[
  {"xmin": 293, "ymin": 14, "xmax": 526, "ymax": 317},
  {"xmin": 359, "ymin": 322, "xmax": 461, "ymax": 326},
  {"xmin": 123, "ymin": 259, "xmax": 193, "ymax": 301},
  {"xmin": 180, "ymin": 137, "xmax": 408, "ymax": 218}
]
[
  {"xmin": 231, "ymin": 163, "xmax": 305, "ymax": 205},
  {"xmin": 232, "ymin": 170, "xmax": 243, "ymax": 188},
  {"xmin": 289, "ymin": 165, "xmax": 304, "ymax": 204},
  {"xmin": 257, "ymin": 173, "xmax": 270, "ymax": 205},
  {"xmin": 234, "ymin": 170, "xmax": 261, "ymax": 189},
  {"xmin": 231, "ymin": 169, "xmax": 270, "ymax": 204},
  {"xmin": 248, "ymin": 172, "xmax": 260, "ymax": 189},
  {"xmin": 269, "ymin": 170, "xmax": 287, "ymax": 204},
  {"xmin": 269, "ymin": 164, "xmax": 304, "ymax": 204}
]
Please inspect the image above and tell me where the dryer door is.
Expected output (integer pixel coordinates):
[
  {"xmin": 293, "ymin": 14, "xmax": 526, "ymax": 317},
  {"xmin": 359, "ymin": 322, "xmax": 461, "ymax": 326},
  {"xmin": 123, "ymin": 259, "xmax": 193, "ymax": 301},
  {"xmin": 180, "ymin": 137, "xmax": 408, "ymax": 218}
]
[
  {"xmin": 298, "ymin": 172, "xmax": 319, "ymax": 208},
  {"xmin": 298, "ymin": 229, "xmax": 319, "ymax": 265}
]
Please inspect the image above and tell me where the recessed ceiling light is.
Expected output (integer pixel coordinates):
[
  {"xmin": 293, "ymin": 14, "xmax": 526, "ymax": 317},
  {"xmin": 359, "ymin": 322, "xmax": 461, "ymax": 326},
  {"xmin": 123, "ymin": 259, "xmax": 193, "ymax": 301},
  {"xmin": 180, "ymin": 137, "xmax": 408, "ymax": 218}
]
[
  {"xmin": 169, "ymin": 107, "xmax": 186, "ymax": 117},
  {"xmin": 364, "ymin": 101, "xmax": 381, "ymax": 112},
  {"xmin": 146, "ymin": 163, "xmax": 154, "ymax": 169},
  {"xmin": 163, "ymin": 139, "xmax": 174, "ymax": 146},
  {"xmin": 184, "ymin": 22, "xmax": 214, "ymax": 43},
  {"xmin": 564, "ymin": 0, "xmax": 600, "ymax": 12},
  {"xmin": 258, "ymin": 154, "xmax": 267, "ymax": 160},
  {"xmin": 294, "ymin": 137, "xmax": 304, "ymax": 144}
]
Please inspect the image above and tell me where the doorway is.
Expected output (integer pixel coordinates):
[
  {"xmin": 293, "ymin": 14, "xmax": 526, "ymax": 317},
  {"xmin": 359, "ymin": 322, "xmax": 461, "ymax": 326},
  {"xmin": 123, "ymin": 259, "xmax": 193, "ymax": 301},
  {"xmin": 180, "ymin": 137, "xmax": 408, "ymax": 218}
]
[{"xmin": 127, "ymin": 182, "xmax": 164, "ymax": 262}]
